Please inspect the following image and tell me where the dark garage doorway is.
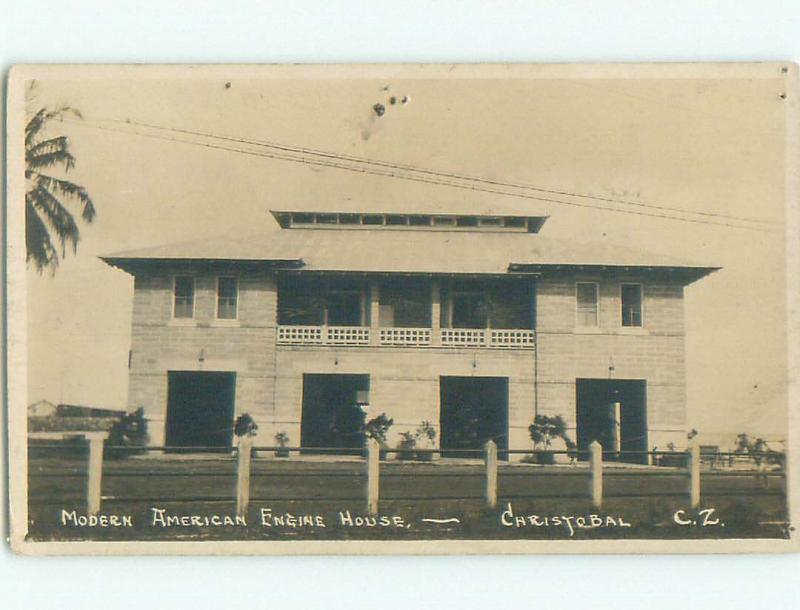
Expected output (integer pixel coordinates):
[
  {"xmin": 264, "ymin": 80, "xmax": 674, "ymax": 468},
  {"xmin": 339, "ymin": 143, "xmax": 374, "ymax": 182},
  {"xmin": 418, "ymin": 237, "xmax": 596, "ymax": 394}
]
[
  {"xmin": 440, "ymin": 376, "xmax": 509, "ymax": 458},
  {"xmin": 575, "ymin": 378, "xmax": 647, "ymax": 464},
  {"xmin": 166, "ymin": 371, "xmax": 236, "ymax": 451},
  {"xmin": 301, "ymin": 374, "xmax": 370, "ymax": 453}
]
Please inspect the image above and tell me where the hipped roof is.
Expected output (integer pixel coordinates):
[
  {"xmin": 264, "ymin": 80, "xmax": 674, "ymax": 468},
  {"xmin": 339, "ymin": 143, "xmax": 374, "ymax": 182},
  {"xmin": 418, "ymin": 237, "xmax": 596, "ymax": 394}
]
[{"xmin": 101, "ymin": 229, "xmax": 719, "ymax": 284}]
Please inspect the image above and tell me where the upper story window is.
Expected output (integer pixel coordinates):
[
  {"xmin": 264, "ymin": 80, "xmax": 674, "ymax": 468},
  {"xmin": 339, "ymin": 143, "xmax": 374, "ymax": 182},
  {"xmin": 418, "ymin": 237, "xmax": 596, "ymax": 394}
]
[
  {"xmin": 173, "ymin": 276, "xmax": 195, "ymax": 319},
  {"xmin": 217, "ymin": 277, "xmax": 239, "ymax": 320},
  {"xmin": 270, "ymin": 211, "xmax": 548, "ymax": 233},
  {"xmin": 576, "ymin": 282, "xmax": 599, "ymax": 327},
  {"xmin": 621, "ymin": 283, "xmax": 643, "ymax": 327},
  {"xmin": 442, "ymin": 278, "xmax": 533, "ymax": 330},
  {"xmin": 379, "ymin": 277, "xmax": 431, "ymax": 328},
  {"xmin": 326, "ymin": 288, "xmax": 363, "ymax": 326},
  {"xmin": 277, "ymin": 275, "xmax": 366, "ymax": 327},
  {"xmin": 451, "ymin": 290, "xmax": 487, "ymax": 329}
]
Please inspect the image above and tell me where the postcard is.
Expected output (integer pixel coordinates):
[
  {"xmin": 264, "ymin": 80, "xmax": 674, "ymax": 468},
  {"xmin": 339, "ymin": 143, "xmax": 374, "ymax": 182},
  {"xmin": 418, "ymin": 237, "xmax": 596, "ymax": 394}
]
[{"xmin": 5, "ymin": 63, "xmax": 798, "ymax": 554}]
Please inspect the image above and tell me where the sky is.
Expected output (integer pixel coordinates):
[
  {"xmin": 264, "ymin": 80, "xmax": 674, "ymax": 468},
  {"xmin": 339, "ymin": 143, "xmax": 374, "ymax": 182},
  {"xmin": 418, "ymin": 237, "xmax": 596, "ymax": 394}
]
[{"xmin": 23, "ymin": 65, "xmax": 790, "ymax": 440}]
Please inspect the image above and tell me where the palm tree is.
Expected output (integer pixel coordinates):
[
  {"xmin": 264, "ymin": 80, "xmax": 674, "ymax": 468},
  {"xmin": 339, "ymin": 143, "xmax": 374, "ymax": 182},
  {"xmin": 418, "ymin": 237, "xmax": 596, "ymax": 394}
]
[{"xmin": 26, "ymin": 106, "xmax": 96, "ymax": 272}]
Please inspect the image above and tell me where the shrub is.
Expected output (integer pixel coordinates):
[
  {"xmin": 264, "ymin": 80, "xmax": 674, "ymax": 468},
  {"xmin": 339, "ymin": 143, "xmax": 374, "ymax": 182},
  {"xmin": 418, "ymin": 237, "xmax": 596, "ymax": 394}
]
[
  {"xmin": 528, "ymin": 414, "xmax": 573, "ymax": 465},
  {"xmin": 363, "ymin": 413, "xmax": 394, "ymax": 460},
  {"xmin": 363, "ymin": 413, "xmax": 394, "ymax": 444},
  {"xmin": 735, "ymin": 433, "xmax": 784, "ymax": 468},
  {"xmin": 105, "ymin": 408, "xmax": 149, "ymax": 458},
  {"xmin": 234, "ymin": 413, "xmax": 258, "ymax": 438}
]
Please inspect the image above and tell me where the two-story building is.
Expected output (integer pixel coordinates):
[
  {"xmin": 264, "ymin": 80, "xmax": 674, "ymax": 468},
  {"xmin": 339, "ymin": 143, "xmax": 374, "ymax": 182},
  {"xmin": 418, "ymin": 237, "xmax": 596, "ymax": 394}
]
[{"xmin": 101, "ymin": 209, "xmax": 717, "ymax": 461}]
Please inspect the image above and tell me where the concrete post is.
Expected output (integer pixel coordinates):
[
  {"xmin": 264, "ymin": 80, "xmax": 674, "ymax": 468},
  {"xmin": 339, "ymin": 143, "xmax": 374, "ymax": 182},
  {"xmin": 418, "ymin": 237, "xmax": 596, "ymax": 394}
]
[
  {"xmin": 610, "ymin": 402, "xmax": 621, "ymax": 455},
  {"xmin": 431, "ymin": 280, "xmax": 441, "ymax": 346},
  {"xmin": 236, "ymin": 435, "xmax": 253, "ymax": 518},
  {"xmin": 485, "ymin": 440, "xmax": 498, "ymax": 508},
  {"xmin": 687, "ymin": 444, "xmax": 700, "ymax": 508},
  {"xmin": 369, "ymin": 279, "xmax": 381, "ymax": 346},
  {"xmin": 86, "ymin": 435, "xmax": 105, "ymax": 516},
  {"xmin": 589, "ymin": 440, "xmax": 603, "ymax": 509},
  {"xmin": 367, "ymin": 438, "xmax": 380, "ymax": 515}
]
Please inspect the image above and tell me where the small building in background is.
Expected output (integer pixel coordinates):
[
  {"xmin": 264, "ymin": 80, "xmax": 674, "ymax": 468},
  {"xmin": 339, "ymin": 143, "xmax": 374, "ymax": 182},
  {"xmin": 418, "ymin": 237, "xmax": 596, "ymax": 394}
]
[
  {"xmin": 27, "ymin": 399, "xmax": 57, "ymax": 418},
  {"xmin": 28, "ymin": 402, "xmax": 126, "ymax": 433}
]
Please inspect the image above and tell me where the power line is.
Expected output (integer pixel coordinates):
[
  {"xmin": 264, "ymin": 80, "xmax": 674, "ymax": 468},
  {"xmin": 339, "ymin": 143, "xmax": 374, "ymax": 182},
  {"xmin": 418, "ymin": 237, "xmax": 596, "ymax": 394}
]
[
  {"xmin": 105, "ymin": 117, "xmax": 780, "ymax": 227},
  {"xmin": 63, "ymin": 119, "xmax": 780, "ymax": 232}
]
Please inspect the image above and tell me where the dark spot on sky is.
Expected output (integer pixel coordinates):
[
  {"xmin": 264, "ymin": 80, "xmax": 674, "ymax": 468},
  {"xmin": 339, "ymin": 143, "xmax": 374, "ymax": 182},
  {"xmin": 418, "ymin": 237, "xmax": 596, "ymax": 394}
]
[
  {"xmin": 225, "ymin": 82, "xmax": 231, "ymax": 89},
  {"xmin": 373, "ymin": 103, "xmax": 385, "ymax": 117},
  {"xmin": 389, "ymin": 96, "xmax": 397, "ymax": 105}
]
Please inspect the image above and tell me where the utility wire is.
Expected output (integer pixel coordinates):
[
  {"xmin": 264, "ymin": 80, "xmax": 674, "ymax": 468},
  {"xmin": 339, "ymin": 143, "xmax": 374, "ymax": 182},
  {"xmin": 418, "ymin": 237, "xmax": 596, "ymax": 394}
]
[
  {"xmin": 63, "ymin": 119, "xmax": 780, "ymax": 232},
  {"xmin": 104, "ymin": 117, "xmax": 780, "ymax": 227}
]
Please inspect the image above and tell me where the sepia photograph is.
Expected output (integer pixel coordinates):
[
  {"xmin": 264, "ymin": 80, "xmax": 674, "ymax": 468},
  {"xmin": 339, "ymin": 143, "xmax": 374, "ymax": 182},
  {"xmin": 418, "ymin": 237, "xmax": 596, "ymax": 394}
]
[{"xmin": 5, "ymin": 63, "xmax": 797, "ymax": 554}]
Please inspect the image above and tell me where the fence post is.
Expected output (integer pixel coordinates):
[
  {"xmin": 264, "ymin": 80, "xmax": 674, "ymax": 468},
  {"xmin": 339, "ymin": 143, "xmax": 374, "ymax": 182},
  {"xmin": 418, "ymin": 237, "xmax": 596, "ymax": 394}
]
[
  {"xmin": 589, "ymin": 440, "xmax": 603, "ymax": 509},
  {"xmin": 86, "ymin": 434, "xmax": 106, "ymax": 516},
  {"xmin": 236, "ymin": 435, "xmax": 253, "ymax": 518},
  {"xmin": 367, "ymin": 438, "xmax": 380, "ymax": 515},
  {"xmin": 687, "ymin": 444, "xmax": 700, "ymax": 508},
  {"xmin": 485, "ymin": 440, "xmax": 498, "ymax": 508}
]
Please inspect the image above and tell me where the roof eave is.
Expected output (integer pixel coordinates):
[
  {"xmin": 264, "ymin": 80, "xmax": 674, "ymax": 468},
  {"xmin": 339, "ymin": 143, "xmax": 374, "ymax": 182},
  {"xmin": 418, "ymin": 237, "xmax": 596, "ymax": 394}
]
[
  {"xmin": 100, "ymin": 256, "xmax": 306, "ymax": 275},
  {"xmin": 507, "ymin": 263, "xmax": 721, "ymax": 284}
]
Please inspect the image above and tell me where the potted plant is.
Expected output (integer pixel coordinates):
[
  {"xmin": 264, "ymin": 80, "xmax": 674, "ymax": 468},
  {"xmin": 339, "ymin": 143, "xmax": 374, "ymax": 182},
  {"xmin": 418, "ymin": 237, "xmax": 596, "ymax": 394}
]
[
  {"xmin": 415, "ymin": 420, "xmax": 436, "ymax": 461},
  {"xmin": 528, "ymin": 414, "xmax": 572, "ymax": 465},
  {"xmin": 396, "ymin": 421, "xmax": 437, "ymax": 461},
  {"xmin": 274, "ymin": 431, "xmax": 290, "ymax": 458},
  {"xmin": 659, "ymin": 441, "xmax": 687, "ymax": 468},
  {"xmin": 397, "ymin": 431, "xmax": 417, "ymax": 461},
  {"xmin": 233, "ymin": 413, "xmax": 258, "ymax": 457},
  {"xmin": 363, "ymin": 413, "xmax": 394, "ymax": 460}
]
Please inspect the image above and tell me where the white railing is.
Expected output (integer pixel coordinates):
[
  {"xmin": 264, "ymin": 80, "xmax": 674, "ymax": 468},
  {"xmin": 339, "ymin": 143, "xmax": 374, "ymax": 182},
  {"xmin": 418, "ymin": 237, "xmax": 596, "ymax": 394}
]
[
  {"xmin": 325, "ymin": 326, "xmax": 371, "ymax": 345},
  {"xmin": 440, "ymin": 328, "xmax": 487, "ymax": 347},
  {"xmin": 380, "ymin": 327, "xmax": 432, "ymax": 346},
  {"xmin": 440, "ymin": 328, "xmax": 536, "ymax": 348},
  {"xmin": 278, "ymin": 325, "xmax": 534, "ymax": 349},
  {"xmin": 488, "ymin": 329, "xmax": 536, "ymax": 348},
  {"xmin": 277, "ymin": 325, "xmax": 324, "ymax": 345},
  {"xmin": 278, "ymin": 325, "xmax": 370, "ymax": 346}
]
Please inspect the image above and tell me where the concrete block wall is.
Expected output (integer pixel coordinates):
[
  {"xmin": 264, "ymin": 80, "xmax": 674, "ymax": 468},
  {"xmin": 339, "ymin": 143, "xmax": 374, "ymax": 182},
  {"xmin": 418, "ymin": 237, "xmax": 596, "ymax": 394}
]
[
  {"xmin": 270, "ymin": 346, "xmax": 536, "ymax": 454},
  {"xmin": 536, "ymin": 276, "xmax": 687, "ymax": 450},
  {"xmin": 125, "ymin": 268, "xmax": 689, "ymax": 453},
  {"xmin": 128, "ymin": 270, "xmax": 277, "ymax": 445}
]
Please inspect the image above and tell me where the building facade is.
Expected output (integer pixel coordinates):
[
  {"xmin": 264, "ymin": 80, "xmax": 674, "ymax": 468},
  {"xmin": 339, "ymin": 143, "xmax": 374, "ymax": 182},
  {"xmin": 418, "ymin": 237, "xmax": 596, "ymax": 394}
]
[{"xmin": 103, "ymin": 210, "xmax": 717, "ymax": 460}]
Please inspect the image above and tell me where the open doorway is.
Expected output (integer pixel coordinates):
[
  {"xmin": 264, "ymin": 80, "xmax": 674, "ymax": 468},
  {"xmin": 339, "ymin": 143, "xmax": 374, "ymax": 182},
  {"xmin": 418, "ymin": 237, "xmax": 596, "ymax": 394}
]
[
  {"xmin": 575, "ymin": 378, "xmax": 647, "ymax": 464},
  {"xmin": 301, "ymin": 374, "xmax": 370, "ymax": 453},
  {"xmin": 440, "ymin": 376, "xmax": 509, "ymax": 458},
  {"xmin": 165, "ymin": 371, "xmax": 236, "ymax": 451}
]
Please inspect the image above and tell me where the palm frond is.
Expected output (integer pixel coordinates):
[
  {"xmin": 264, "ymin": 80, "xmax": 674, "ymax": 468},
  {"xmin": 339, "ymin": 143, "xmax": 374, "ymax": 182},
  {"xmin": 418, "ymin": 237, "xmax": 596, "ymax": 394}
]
[
  {"xmin": 25, "ymin": 200, "xmax": 58, "ymax": 272},
  {"xmin": 24, "ymin": 105, "xmax": 94, "ymax": 273},
  {"xmin": 26, "ymin": 136, "xmax": 76, "ymax": 171},
  {"xmin": 27, "ymin": 150, "xmax": 77, "ymax": 173},
  {"xmin": 25, "ymin": 106, "xmax": 82, "ymax": 147},
  {"xmin": 27, "ymin": 185, "xmax": 81, "ymax": 255},
  {"xmin": 25, "ymin": 109, "xmax": 48, "ymax": 146},
  {"xmin": 32, "ymin": 173, "xmax": 96, "ymax": 222}
]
